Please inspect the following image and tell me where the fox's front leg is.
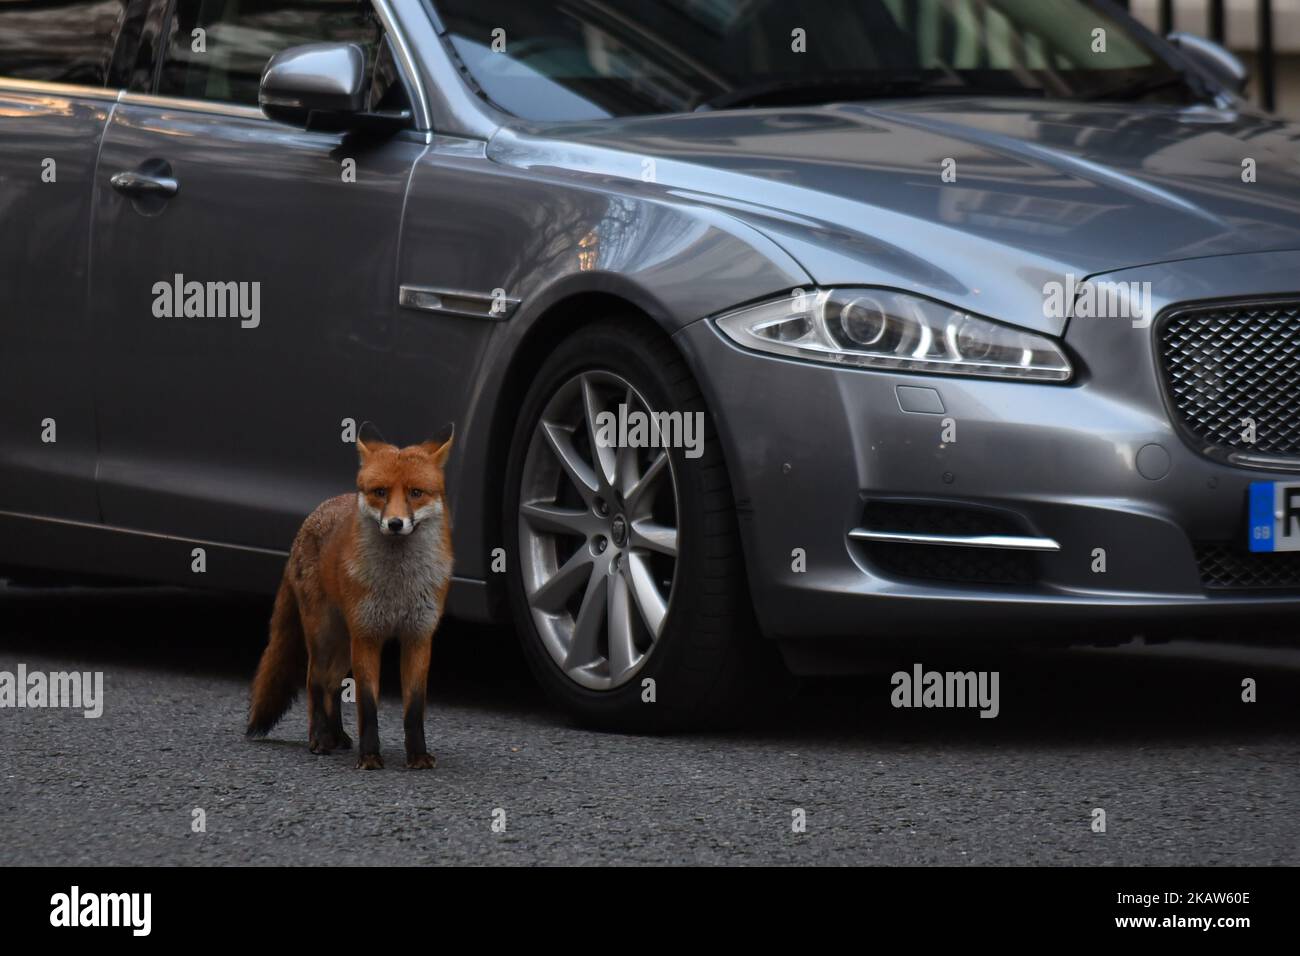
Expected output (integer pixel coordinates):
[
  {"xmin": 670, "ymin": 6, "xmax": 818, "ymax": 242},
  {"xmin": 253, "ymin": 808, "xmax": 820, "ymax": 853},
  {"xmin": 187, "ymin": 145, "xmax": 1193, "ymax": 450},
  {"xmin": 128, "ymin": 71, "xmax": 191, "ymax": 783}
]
[
  {"xmin": 327, "ymin": 685, "xmax": 352, "ymax": 750},
  {"xmin": 400, "ymin": 634, "xmax": 434, "ymax": 769},
  {"xmin": 351, "ymin": 632, "xmax": 384, "ymax": 770}
]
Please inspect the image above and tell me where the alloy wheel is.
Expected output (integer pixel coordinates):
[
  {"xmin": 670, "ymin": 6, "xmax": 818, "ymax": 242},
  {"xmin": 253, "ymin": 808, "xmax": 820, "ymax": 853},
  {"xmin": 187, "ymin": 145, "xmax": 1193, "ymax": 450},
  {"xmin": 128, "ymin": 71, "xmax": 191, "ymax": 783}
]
[{"xmin": 517, "ymin": 370, "xmax": 679, "ymax": 690}]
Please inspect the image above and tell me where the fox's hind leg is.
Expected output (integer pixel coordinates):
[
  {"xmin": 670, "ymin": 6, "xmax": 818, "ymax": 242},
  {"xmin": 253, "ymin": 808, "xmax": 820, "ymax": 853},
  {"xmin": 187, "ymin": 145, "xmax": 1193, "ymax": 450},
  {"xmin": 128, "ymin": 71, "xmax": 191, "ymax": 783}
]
[
  {"xmin": 320, "ymin": 608, "xmax": 352, "ymax": 750},
  {"xmin": 304, "ymin": 607, "xmax": 352, "ymax": 754}
]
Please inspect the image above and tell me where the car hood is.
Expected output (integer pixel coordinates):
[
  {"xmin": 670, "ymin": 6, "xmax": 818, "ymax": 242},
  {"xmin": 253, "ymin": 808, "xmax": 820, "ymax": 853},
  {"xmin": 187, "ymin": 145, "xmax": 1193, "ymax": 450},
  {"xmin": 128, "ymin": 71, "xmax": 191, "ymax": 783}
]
[{"xmin": 489, "ymin": 99, "xmax": 1300, "ymax": 334}]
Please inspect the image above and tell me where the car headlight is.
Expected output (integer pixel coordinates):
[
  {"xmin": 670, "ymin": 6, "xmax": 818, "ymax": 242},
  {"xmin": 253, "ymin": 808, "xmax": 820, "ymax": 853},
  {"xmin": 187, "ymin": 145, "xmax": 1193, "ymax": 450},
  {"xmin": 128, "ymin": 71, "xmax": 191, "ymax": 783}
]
[{"xmin": 714, "ymin": 289, "xmax": 1073, "ymax": 383}]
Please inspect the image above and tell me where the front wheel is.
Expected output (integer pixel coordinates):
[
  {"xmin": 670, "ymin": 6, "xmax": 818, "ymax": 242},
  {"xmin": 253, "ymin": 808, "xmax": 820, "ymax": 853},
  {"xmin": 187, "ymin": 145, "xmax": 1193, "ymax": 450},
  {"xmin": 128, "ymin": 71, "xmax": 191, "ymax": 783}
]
[{"xmin": 503, "ymin": 320, "xmax": 773, "ymax": 730}]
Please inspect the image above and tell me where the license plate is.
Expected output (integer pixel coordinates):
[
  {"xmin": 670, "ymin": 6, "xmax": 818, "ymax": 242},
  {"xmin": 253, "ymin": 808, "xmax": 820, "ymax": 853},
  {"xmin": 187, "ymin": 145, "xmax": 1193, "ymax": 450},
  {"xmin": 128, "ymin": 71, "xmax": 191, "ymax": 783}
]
[{"xmin": 1249, "ymin": 481, "xmax": 1300, "ymax": 552}]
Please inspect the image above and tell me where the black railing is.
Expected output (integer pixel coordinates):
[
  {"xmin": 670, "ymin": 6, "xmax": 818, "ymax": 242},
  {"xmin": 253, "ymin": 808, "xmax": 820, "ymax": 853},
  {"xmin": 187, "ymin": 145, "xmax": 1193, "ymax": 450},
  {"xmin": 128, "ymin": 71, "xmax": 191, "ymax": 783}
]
[{"xmin": 1117, "ymin": 0, "xmax": 1278, "ymax": 111}]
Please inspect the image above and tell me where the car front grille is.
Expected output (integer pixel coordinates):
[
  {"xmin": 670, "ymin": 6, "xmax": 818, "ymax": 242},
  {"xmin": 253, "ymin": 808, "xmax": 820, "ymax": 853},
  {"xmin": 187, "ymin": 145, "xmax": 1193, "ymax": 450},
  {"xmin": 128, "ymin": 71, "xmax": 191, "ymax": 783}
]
[
  {"xmin": 1196, "ymin": 543, "xmax": 1300, "ymax": 592},
  {"xmin": 1158, "ymin": 300, "xmax": 1300, "ymax": 458}
]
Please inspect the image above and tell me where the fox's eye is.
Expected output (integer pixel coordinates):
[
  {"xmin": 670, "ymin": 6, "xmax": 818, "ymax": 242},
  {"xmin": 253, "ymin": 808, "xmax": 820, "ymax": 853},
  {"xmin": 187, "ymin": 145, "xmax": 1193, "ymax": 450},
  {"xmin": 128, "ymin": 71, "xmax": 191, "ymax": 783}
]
[
  {"xmin": 373, "ymin": 488, "xmax": 388, "ymax": 499},
  {"xmin": 409, "ymin": 489, "xmax": 424, "ymax": 500}
]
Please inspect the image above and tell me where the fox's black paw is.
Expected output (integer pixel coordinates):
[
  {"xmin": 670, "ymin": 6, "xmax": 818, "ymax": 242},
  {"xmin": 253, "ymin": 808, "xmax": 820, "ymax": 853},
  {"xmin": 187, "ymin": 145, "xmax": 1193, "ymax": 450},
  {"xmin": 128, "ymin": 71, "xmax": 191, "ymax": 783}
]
[
  {"xmin": 356, "ymin": 753, "xmax": 384, "ymax": 770},
  {"xmin": 310, "ymin": 730, "xmax": 349, "ymax": 754},
  {"xmin": 406, "ymin": 753, "xmax": 436, "ymax": 770}
]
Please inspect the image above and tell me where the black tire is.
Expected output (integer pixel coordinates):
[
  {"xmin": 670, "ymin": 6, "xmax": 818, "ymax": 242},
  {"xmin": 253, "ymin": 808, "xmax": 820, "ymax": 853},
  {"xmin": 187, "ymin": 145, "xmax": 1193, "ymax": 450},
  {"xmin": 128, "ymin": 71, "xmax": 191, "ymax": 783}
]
[{"xmin": 502, "ymin": 318, "xmax": 781, "ymax": 731}]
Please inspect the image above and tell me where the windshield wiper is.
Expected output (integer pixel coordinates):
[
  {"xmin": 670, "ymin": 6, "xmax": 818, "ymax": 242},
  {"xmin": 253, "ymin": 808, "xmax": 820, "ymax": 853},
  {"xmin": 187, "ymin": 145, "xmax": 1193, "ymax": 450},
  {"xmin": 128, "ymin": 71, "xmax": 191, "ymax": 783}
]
[
  {"xmin": 695, "ymin": 72, "xmax": 927, "ymax": 111},
  {"xmin": 693, "ymin": 72, "xmax": 1047, "ymax": 111},
  {"xmin": 1084, "ymin": 73, "xmax": 1202, "ymax": 103}
]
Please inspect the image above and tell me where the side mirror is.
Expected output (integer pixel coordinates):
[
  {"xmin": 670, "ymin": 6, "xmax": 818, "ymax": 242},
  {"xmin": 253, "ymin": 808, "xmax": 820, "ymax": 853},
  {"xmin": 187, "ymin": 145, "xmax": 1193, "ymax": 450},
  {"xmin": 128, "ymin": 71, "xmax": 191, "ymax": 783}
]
[
  {"xmin": 1166, "ymin": 32, "xmax": 1250, "ymax": 96},
  {"xmin": 260, "ymin": 42, "xmax": 368, "ymax": 130}
]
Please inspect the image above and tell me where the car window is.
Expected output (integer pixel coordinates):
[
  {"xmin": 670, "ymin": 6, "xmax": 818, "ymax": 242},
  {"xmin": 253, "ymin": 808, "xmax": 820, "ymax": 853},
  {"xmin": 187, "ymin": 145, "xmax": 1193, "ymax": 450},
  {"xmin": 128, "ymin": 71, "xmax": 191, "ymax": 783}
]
[
  {"xmin": 157, "ymin": 0, "xmax": 406, "ymax": 111},
  {"xmin": 430, "ymin": 0, "xmax": 1177, "ymax": 120},
  {"xmin": 883, "ymin": 0, "xmax": 1153, "ymax": 71},
  {"xmin": 0, "ymin": 0, "xmax": 130, "ymax": 86}
]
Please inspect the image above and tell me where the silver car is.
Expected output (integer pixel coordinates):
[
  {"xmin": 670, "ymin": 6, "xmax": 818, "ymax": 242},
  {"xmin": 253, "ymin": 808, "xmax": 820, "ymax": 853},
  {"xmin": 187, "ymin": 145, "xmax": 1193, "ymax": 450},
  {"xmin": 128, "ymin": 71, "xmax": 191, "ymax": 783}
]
[{"xmin": 2, "ymin": 0, "xmax": 1298, "ymax": 729}]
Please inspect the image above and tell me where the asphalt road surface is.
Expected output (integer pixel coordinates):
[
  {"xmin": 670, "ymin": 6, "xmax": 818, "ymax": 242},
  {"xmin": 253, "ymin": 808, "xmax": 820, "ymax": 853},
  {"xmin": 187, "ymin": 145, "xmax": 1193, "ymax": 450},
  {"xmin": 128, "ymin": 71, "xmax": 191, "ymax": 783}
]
[{"xmin": 1, "ymin": 583, "xmax": 1297, "ymax": 866}]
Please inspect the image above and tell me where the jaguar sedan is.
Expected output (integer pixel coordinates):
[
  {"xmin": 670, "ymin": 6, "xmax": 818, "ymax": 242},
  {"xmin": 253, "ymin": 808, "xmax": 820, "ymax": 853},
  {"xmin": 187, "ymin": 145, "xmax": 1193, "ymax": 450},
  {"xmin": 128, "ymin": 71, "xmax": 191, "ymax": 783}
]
[{"xmin": 2, "ymin": 0, "xmax": 1298, "ymax": 728}]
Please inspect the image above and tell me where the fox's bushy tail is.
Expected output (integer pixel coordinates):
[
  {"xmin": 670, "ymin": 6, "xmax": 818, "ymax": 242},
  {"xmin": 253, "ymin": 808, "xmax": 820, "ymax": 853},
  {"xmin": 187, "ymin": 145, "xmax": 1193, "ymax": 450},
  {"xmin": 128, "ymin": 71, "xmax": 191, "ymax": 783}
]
[{"xmin": 246, "ymin": 576, "xmax": 306, "ymax": 737}]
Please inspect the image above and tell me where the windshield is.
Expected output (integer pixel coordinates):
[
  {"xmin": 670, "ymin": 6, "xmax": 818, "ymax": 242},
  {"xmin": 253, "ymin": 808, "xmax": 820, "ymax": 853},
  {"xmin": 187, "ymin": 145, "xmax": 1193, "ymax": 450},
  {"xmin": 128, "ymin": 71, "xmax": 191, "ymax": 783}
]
[{"xmin": 429, "ymin": 0, "xmax": 1194, "ymax": 120}]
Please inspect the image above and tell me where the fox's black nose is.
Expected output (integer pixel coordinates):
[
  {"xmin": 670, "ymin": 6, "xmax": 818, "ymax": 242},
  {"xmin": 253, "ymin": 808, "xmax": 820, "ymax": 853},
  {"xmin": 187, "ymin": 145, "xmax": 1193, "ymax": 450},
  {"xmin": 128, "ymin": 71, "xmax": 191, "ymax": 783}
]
[{"xmin": 387, "ymin": 517, "xmax": 404, "ymax": 533}]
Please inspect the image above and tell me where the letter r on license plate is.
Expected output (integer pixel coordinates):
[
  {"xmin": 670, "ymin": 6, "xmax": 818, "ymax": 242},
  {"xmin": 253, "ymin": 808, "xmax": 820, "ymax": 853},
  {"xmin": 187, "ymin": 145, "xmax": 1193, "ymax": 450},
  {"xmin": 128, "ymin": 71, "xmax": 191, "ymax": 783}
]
[{"xmin": 1249, "ymin": 481, "xmax": 1300, "ymax": 552}]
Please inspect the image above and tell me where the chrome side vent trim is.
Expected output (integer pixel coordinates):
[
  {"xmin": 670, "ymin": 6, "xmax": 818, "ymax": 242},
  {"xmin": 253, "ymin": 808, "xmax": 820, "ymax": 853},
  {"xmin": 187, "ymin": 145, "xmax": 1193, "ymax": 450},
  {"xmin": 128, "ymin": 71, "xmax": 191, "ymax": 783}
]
[
  {"xmin": 398, "ymin": 286, "xmax": 520, "ymax": 320},
  {"xmin": 848, "ymin": 529, "xmax": 1061, "ymax": 552}
]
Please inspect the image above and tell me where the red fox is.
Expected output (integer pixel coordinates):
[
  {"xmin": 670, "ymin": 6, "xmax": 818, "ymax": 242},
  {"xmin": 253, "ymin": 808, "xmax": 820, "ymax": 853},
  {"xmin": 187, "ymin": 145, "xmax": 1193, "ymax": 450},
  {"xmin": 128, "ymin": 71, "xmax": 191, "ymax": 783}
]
[{"xmin": 246, "ymin": 431, "xmax": 454, "ymax": 769}]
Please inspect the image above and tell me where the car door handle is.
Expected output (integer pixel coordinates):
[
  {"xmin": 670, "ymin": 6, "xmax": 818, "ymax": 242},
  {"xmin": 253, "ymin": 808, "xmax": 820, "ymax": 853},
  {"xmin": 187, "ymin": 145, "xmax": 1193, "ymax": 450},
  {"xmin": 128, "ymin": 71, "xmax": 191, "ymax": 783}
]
[{"xmin": 110, "ymin": 170, "xmax": 179, "ymax": 198}]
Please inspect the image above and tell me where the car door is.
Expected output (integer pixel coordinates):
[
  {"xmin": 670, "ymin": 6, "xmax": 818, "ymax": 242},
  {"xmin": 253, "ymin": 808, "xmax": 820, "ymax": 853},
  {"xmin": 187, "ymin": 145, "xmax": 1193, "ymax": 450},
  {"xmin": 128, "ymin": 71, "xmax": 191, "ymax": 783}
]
[
  {"xmin": 0, "ymin": 1, "xmax": 139, "ymax": 525},
  {"xmin": 88, "ymin": 0, "xmax": 428, "ymax": 550}
]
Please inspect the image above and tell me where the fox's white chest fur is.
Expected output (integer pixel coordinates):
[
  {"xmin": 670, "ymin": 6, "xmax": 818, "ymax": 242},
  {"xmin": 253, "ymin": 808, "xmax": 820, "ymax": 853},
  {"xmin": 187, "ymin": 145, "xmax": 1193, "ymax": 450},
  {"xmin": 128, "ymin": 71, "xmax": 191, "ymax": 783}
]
[{"xmin": 347, "ymin": 501, "xmax": 452, "ymax": 638}]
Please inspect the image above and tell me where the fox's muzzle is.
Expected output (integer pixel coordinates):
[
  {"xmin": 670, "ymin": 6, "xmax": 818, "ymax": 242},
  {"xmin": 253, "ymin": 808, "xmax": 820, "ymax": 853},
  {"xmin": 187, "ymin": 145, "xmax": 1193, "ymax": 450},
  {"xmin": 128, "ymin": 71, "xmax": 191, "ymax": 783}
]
[{"xmin": 381, "ymin": 515, "xmax": 414, "ymax": 536}]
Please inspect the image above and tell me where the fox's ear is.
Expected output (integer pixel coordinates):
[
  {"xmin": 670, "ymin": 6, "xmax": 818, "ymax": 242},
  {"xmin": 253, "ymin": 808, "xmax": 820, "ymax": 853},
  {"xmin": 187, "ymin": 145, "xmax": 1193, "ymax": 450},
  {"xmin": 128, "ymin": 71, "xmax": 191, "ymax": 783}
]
[
  {"xmin": 420, "ymin": 423, "xmax": 454, "ymax": 468},
  {"xmin": 357, "ymin": 421, "xmax": 388, "ymax": 463}
]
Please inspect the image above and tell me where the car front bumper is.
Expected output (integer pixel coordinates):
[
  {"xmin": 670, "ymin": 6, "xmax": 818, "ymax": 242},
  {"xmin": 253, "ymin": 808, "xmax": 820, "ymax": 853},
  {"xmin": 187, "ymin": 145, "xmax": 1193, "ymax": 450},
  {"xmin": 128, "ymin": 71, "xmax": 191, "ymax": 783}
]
[{"xmin": 675, "ymin": 250, "xmax": 1300, "ymax": 652}]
